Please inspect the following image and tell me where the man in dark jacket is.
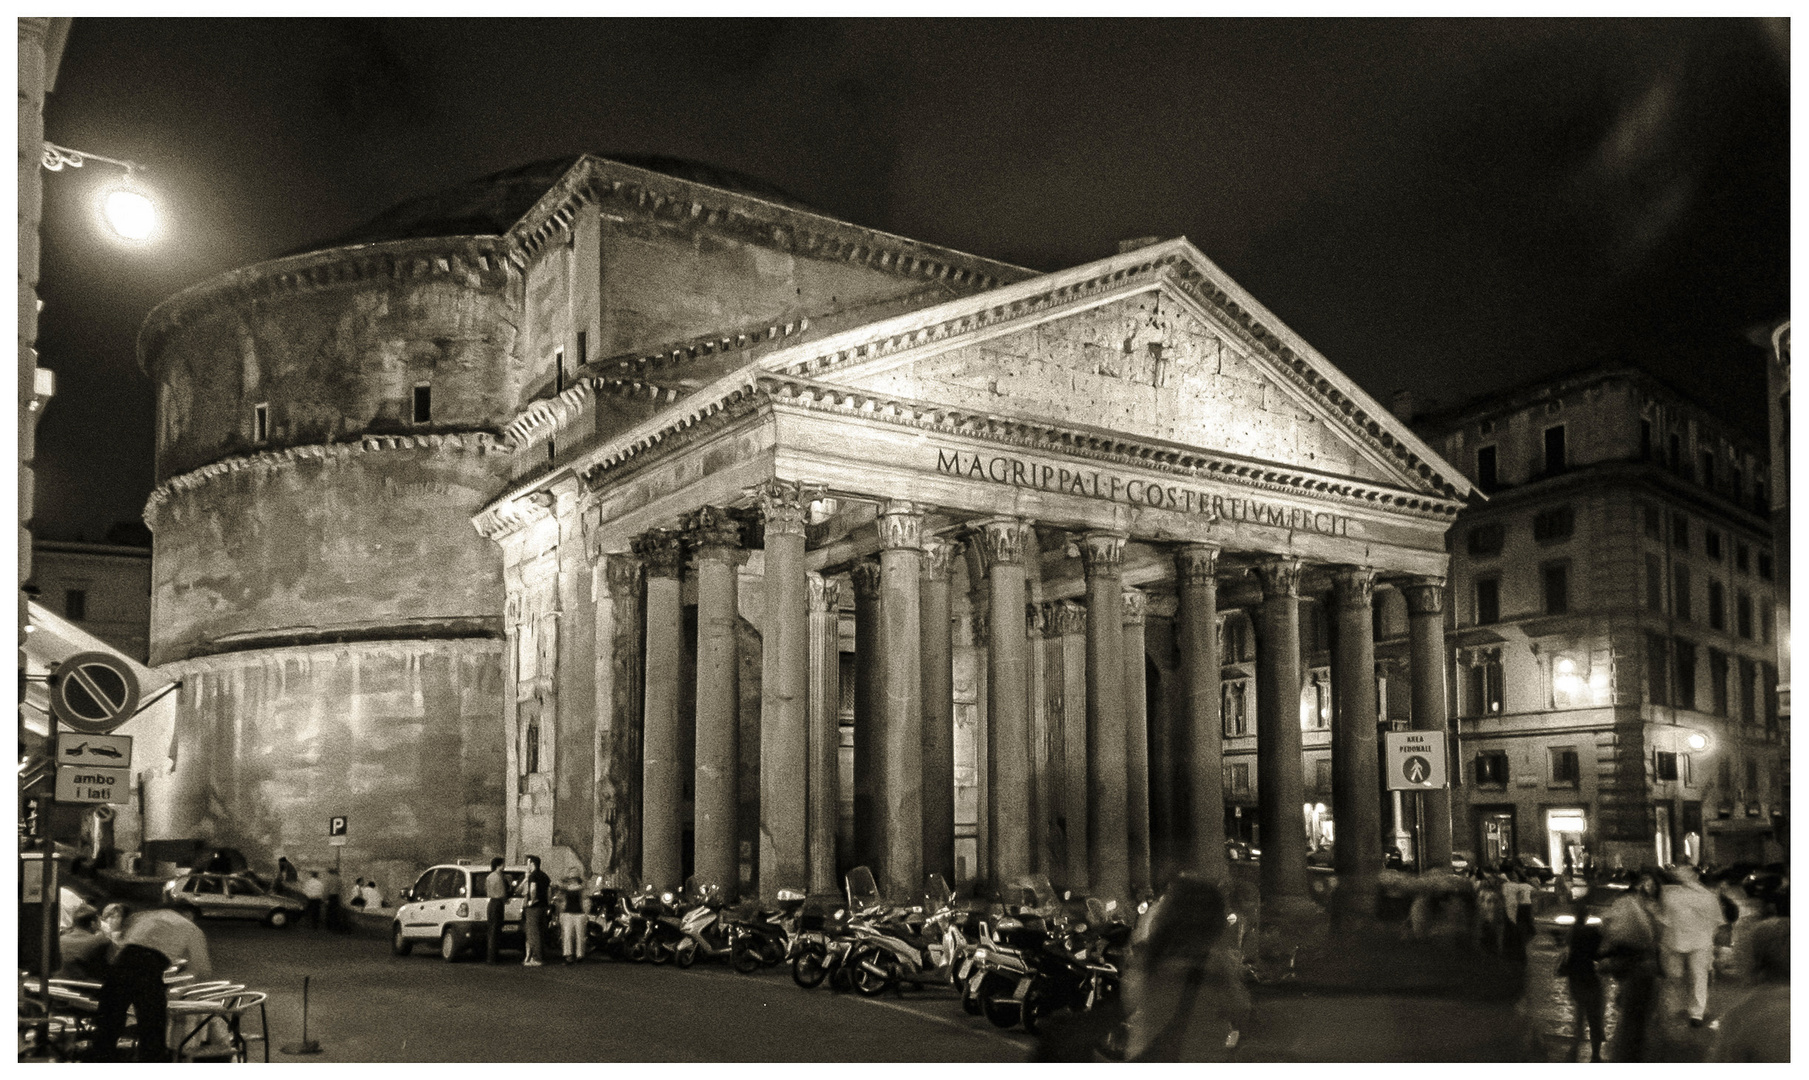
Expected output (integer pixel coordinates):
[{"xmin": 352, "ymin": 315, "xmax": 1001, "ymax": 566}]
[
  {"xmin": 483, "ymin": 858, "xmax": 509, "ymax": 964},
  {"xmin": 521, "ymin": 855, "xmax": 551, "ymax": 967}
]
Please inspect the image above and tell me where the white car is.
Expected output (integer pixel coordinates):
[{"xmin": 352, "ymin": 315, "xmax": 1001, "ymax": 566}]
[{"xmin": 391, "ymin": 861, "xmax": 538, "ymax": 962}]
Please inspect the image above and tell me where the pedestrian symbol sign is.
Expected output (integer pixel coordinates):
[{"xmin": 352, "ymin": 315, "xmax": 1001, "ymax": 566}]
[{"xmin": 1385, "ymin": 731, "xmax": 1448, "ymax": 790}]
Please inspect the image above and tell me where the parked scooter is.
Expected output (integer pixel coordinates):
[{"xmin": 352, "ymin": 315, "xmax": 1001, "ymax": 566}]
[
  {"xmin": 672, "ymin": 880, "xmax": 735, "ymax": 968},
  {"xmin": 1011, "ymin": 896, "xmax": 1132, "ymax": 1034},
  {"xmin": 791, "ymin": 867, "xmax": 886, "ymax": 991},
  {"xmin": 844, "ymin": 875, "xmax": 968, "ymax": 996},
  {"xmin": 630, "ymin": 884, "xmax": 689, "ymax": 964},
  {"xmin": 729, "ymin": 888, "xmax": 807, "ymax": 973}
]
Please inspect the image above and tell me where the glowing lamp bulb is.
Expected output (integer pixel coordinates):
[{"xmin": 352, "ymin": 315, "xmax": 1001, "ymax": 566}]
[
  {"xmin": 102, "ymin": 187, "xmax": 156, "ymax": 241},
  {"xmin": 1686, "ymin": 732, "xmax": 1708, "ymax": 751}
]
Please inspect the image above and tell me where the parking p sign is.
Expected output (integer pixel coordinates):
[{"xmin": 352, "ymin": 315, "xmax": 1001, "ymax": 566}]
[{"xmin": 1385, "ymin": 730, "xmax": 1448, "ymax": 790}]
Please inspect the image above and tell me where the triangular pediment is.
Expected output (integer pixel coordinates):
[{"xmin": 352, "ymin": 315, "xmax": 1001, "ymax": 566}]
[{"xmin": 760, "ymin": 240, "xmax": 1467, "ymax": 497}]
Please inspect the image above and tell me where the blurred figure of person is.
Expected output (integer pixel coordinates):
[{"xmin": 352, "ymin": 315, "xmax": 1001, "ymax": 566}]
[
  {"xmin": 275, "ymin": 855, "xmax": 298, "ymax": 892},
  {"xmin": 1659, "ymin": 863, "xmax": 1725, "ymax": 1027},
  {"xmin": 557, "ymin": 871, "xmax": 587, "ymax": 964},
  {"xmin": 302, "ymin": 871, "xmax": 325, "ymax": 929},
  {"xmin": 1120, "ymin": 875, "xmax": 1250, "ymax": 1061},
  {"xmin": 483, "ymin": 857, "xmax": 509, "ymax": 964},
  {"xmin": 1475, "ymin": 874, "xmax": 1507, "ymax": 955},
  {"xmin": 349, "ymin": 878, "xmax": 368, "ymax": 909},
  {"xmin": 57, "ymin": 904, "xmax": 111, "ymax": 981},
  {"xmin": 1710, "ymin": 918, "xmax": 1789, "ymax": 1062},
  {"xmin": 325, "ymin": 868, "xmax": 349, "ymax": 932},
  {"xmin": 1559, "ymin": 896, "xmax": 1607, "ymax": 1062},
  {"xmin": 1598, "ymin": 870, "xmax": 1664, "ymax": 1061},
  {"xmin": 85, "ymin": 900, "xmax": 212, "ymax": 1062},
  {"xmin": 521, "ymin": 855, "xmax": 551, "ymax": 967},
  {"xmin": 359, "ymin": 878, "xmax": 383, "ymax": 910},
  {"xmin": 1502, "ymin": 869, "xmax": 1536, "ymax": 943}
]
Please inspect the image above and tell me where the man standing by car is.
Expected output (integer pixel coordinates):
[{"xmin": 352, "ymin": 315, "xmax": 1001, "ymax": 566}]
[
  {"xmin": 484, "ymin": 857, "xmax": 509, "ymax": 964},
  {"xmin": 521, "ymin": 855, "xmax": 551, "ymax": 967},
  {"xmin": 302, "ymin": 871, "xmax": 325, "ymax": 929},
  {"xmin": 86, "ymin": 900, "xmax": 212, "ymax": 1061}
]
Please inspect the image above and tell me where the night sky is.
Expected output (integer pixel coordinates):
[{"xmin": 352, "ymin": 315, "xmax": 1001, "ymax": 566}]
[{"xmin": 33, "ymin": 18, "xmax": 1790, "ymax": 544}]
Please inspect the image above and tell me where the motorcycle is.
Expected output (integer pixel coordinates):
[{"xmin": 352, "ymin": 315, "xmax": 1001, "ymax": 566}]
[
  {"xmin": 844, "ymin": 875, "xmax": 968, "ymax": 997},
  {"xmin": 672, "ymin": 880, "xmax": 735, "ymax": 968},
  {"xmin": 629, "ymin": 884, "xmax": 689, "ymax": 964},
  {"xmin": 1011, "ymin": 896, "xmax": 1132, "ymax": 1034},
  {"xmin": 792, "ymin": 867, "xmax": 886, "ymax": 992},
  {"xmin": 729, "ymin": 888, "xmax": 807, "ymax": 973}
]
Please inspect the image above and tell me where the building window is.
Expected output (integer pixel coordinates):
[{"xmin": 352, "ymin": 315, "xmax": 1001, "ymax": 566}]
[
  {"xmin": 1668, "ymin": 432, "xmax": 1682, "ymax": 470},
  {"xmin": 1673, "ymin": 565, "xmax": 1692, "ymax": 621},
  {"xmin": 1736, "ymin": 592, "xmax": 1754, "ymax": 639},
  {"xmin": 1673, "ymin": 639, "xmax": 1697, "ymax": 710},
  {"xmin": 1754, "ymin": 479, "xmax": 1769, "ymax": 514},
  {"xmin": 1476, "ymin": 445, "xmax": 1498, "ymax": 491},
  {"xmin": 1700, "ymin": 451, "xmax": 1715, "ymax": 488},
  {"xmin": 1313, "ymin": 758, "xmax": 1333, "ymax": 797},
  {"xmin": 1646, "ymin": 633, "xmax": 1670, "ymax": 706},
  {"xmin": 1740, "ymin": 659, "xmax": 1758, "ymax": 723},
  {"xmin": 1647, "ymin": 555, "xmax": 1665, "ymax": 613},
  {"xmin": 1542, "ymin": 563, "xmax": 1570, "ymax": 615},
  {"xmin": 1758, "ymin": 552, "xmax": 1774, "ymax": 581},
  {"xmin": 1735, "ymin": 542, "xmax": 1750, "ymax": 574},
  {"xmin": 1221, "ymin": 679, "xmax": 1249, "ymax": 737},
  {"xmin": 1551, "ymin": 654, "xmax": 1605, "ymax": 708},
  {"xmin": 1640, "ymin": 419, "xmax": 1653, "ymax": 459},
  {"xmin": 1654, "ymin": 750, "xmax": 1679, "ymax": 782},
  {"xmin": 1762, "ymin": 662, "xmax": 1779, "ymax": 736},
  {"xmin": 1670, "ymin": 513, "xmax": 1689, "ymax": 550},
  {"xmin": 1227, "ymin": 762, "xmax": 1251, "ymax": 799},
  {"xmin": 1220, "ymin": 616, "xmax": 1249, "ymax": 665},
  {"xmin": 63, "ymin": 589, "xmax": 86, "ymax": 621},
  {"xmin": 1761, "ymin": 601, "xmax": 1774, "ymax": 645},
  {"xmin": 253, "ymin": 402, "xmax": 269, "ymax": 444},
  {"xmin": 1708, "ymin": 580, "xmax": 1726, "ymax": 631},
  {"xmin": 1718, "ymin": 756, "xmax": 1731, "ymax": 793},
  {"xmin": 1467, "ymin": 656, "xmax": 1505, "ymax": 716},
  {"xmin": 1300, "ymin": 677, "xmax": 1329, "ymax": 730},
  {"xmin": 1475, "ymin": 577, "xmax": 1501, "ymax": 625},
  {"xmin": 1704, "ymin": 529, "xmax": 1722, "ymax": 561},
  {"xmin": 1466, "ymin": 523, "xmax": 1505, "ymax": 558},
  {"xmin": 1642, "ymin": 502, "xmax": 1661, "ymax": 539},
  {"xmin": 412, "ymin": 384, "xmax": 432, "ymax": 424},
  {"xmin": 1550, "ymin": 746, "xmax": 1580, "ymax": 786},
  {"xmin": 1745, "ymin": 756, "xmax": 1760, "ymax": 792},
  {"xmin": 1532, "ymin": 506, "xmax": 1575, "ymax": 543},
  {"xmin": 1731, "ymin": 465, "xmax": 1744, "ymax": 501},
  {"xmin": 1709, "ymin": 649, "xmax": 1730, "ymax": 716},
  {"xmin": 576, "ymin": 329, "xmax": 588, "ymax": 367},
  {"xmin": 1475, "ymin": 751, "xmax": 1509, "ymax": 786},
  {"xmin": 1543, "ymin": 425, "xmax": 1567, "ymax": 476}
]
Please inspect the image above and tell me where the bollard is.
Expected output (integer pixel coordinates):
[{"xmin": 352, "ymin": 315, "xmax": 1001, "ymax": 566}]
[{"xmin": 278, "ymin": 974, "xmax": 325, "ymax": 1055}]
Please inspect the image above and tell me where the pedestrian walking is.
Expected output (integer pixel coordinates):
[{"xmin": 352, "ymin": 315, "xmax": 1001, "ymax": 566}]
[
  {"xmin": 558, "ymin": 871, "xmax": 588, "ymax": 964},
  {"xmin": 85, "ymin": 899, "xmax": 212, "ymax": 1061},
  {"xmin": 1558, "ymin": 896, "xmax": 1607, "ymax": 1062},
  {"xmin": 521, "ymin": 855, "xmax": 551, "ymax": 967},
  {"xmin": 1658, "ymin": 863, "xmax": 1725, "ymax": 1027},
  {"xmin": 325, "ymin": 868, "xmax": 350, "ymax": 932},
  {"xmin": 1475, "ymin": 874, "xmax": 1508, "ymax": 955},
  {"xmin": 1710, "ymin": 917, "xmax": 1789, "ymax": 1062},
  {"xmin": 1503, "ymin": 869, "xmax": 1536, "ymax": 943},
  {"xmin": 302, "ymin": 871, "xmax": 325, "ymax": 929},
  {"xmin": 483, "ymin": 857, "xmax": 509, "ymax": 964},
  {"xmin": 1598, "ymin": 870, "xmax": 1664, "ymax": 1062},
  {"xmin": 1120, "ymin": 874, "xmax": 1250, "ymax": 1061}
]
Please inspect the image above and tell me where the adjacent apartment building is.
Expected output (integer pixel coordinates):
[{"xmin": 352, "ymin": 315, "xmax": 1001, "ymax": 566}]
[{"xmin": 1415, "ymin": 366, "xmax": 1787, "ymax": 872}]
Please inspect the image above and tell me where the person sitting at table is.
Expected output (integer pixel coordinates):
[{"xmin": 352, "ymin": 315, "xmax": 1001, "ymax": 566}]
[
  {"xmin": 57, "ymin": 905, "xmax": 112, "ymax": 981},
  {"xmin": 85, "ymin": 899, "xmax": 212, "ymax": 1062}
]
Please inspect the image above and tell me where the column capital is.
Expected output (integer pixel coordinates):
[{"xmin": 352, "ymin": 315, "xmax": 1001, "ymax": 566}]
[
  {"xmin": 1254, "ymin": 557, "xmax": 1303, "ymax": 599},
  {"xmin": 632, "ymin": 529, "xmax": 686, "ymax": 579},
  {"xmin": 1402, "ymin": 576, "xmax": 1447, "ymax": 617},
  {"xmin": 850, "ymin": 560, "xmax": 883, "ymax": 599},
  {"xmin": 1121, "ymin": 589, "xmax": 1148, "ymax": 626},
  {"xmin": 1331, "ymin": 566, "xmax": 1378, "ymax": 609},
  {"xmin": 975, "ymin": 517, "xmax": 1035, "ymax": 566},
  {"xmin": 1047, "ymin": 599, "xmax": 1087, "ymax": 637},
  {"xmin": 602, "ymin": 552, "xmax": 643, "ymax": 593},
  {"xmin": 807, "ymin": 571, "xmax": 842, "ymax": 612},
  {"xmin": 1078, "ymin": 531, "xmax": 1128, "ymax": 575},
  {"xmin": 878, "ymin": 500, "xmax": 925, "ymax": 551},
  {"xmin": 920, "ymin": 537, "xmax": 962, "ymax": 579},
  {"xmin": 684, "ymin": 505, "xmax": 743, "ymax": 560},
  {"xmin": 1174, "ymin": 543, "xmax": 1221, "ymax": 586},
  {"xmin": 756, "ymin": 478, "xmax": 824, "ymax": 538}
]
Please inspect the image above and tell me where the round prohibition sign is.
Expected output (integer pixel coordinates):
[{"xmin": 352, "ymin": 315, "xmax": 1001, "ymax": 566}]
[{"xmin": 49, "ymin": 651, "xmax": 141, "ymax": 734}]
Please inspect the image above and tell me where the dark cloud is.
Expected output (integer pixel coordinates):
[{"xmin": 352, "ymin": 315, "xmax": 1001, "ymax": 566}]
[{"xmin": 32, "ymin": 18, "xmax": 1788, "ymax": 542}]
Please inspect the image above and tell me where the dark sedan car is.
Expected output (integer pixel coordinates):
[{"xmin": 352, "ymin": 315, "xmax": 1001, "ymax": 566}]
[{"xmin": 164, "ymin": 872, "xmax": 306, "ymax": 927}]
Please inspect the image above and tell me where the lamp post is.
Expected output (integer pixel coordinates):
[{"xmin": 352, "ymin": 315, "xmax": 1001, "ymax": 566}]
[{"xmin": 41, "ymin": 141, "xmax": 159, "ymax": 243}]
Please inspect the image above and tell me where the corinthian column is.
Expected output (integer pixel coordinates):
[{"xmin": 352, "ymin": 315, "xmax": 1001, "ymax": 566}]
[
  {"xmin": 1081, "ymin": 531, "xmax": 1130, "ymax": 901},
  {"xmin": 633, "ymin": 528, "xmax": 686, "ymax": 891},
  {"xmin": 1254, "ymin": 557, "xmax": 1309, "ymax": 906},
  {"xmin": 979, "ymin": 517, "xmax": 1035, "ymax": 888},
  {"xmin": 688, "ymin": 506, "xmax": 741, "ymax": 896},
  {"xmin": 877, "ymin": 501, "xmax": 925, "ymax": 899},
  {"xmin": 807, "ymin": 572, "xmax": 842, "ymax": 897},
  {"xmin": 850, "ymin": 560, "xmax": 885, "ymax": 874},
  {"xmin": 1174, "ymin": 544, "xmax": 1226, "ymax": 883},
  {"xmin": 1050, "ymin": 600, "xmax": 1090, "ymax": 891},
  {"xmin": 1331, "ymin": 567, "xmax": 1382, "ymax": 917},
  {"xmin": 920, "ymin": 537, "xmax": 960, "ymax": 885},
  {"xmin": 1122, "ymin": 588, "xmax": 1153, "ymax": 897},
  {"xmin": 757, "ymin": 480, "xmax": 816, "ymax": 899},
  {"xmin": 1403, "ymin": 577, "xmax": 1454, "ymax": 870}
]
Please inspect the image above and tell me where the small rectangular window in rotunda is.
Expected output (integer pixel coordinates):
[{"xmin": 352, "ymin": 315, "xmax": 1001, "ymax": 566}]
[
  {"xmin": 412, "ymin": 384, "xmax": 432, "ymax": 424},
  {"xmin": 253, "ymin": 402, "xmax": 268, "ymax": 444}
]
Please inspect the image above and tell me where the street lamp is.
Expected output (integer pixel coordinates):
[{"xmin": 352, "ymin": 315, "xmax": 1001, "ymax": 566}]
[{"xmin": 41, "ymin": 141, "xmax": 159, "ymax": 244}]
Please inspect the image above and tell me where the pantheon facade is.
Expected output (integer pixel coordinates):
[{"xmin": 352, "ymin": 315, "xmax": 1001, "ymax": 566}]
[{"xmin": 139, "ymin": 155, "xmax": 1473, "ymax": 909}]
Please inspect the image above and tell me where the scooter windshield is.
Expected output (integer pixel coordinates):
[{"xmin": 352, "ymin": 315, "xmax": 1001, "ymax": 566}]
[{"xmin": 845, "ymin": 866, "xmax": 881, "ymax": 909}]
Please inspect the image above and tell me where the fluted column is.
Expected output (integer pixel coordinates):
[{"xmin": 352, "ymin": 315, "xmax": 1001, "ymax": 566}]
[
  {"xmin": 1082, "ymin": 531, "xmax": 1130, "ymax": 901},
  {"xmin": 920, "ymin": 538, "xmax": 960, "ymax": 885},
  {"xmin": 634, "ymin": 529, "xmax": 686, "ymax": 890},
  {"xmin": 1050, "ymin": 600, "xmax": 1089, "ymax": 891},
  {"xmin": 1331, "ymin": 567, "xmax": 1382, "ymax": 916},
  {"xmin": 877, "ymin": 501, "xmax": 925, "ymax": 898},
  {"xmin": 689, "ymin": 506, "xmax": 742, "ymax": 895},
  {"xmin": 807, "ymin": 572, "xmax": 842, "ymax": 896},
  {"xmin": 1255, "ymin": 557, "xmax": 1309, "ymax": 905},
  {"xmin": 1122, "ymin": 588, "xmax": 1153, "ymax": 897},
  {"xmin": 1404, "ymin": 577, "xmax": 1454, "ymax": 870},
  {"xmin": 757, "ymin": 480, "xmax": 815, "ymax": 899},
  {"xmin": 1174, "ymin": 544, "xmax": 1226, "ymax": 883},
  {"xmin": 850, "ymin": 560, "xmax": 884, "ymax": 874},
  {"xmin": 979, "ymin": 517, "xmax": 1035, "ymax": 889}
]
